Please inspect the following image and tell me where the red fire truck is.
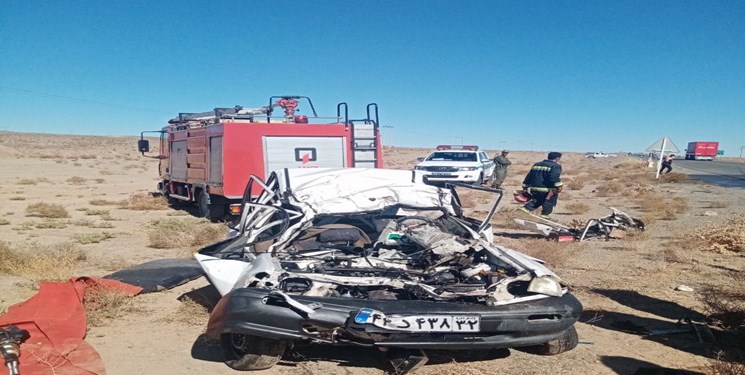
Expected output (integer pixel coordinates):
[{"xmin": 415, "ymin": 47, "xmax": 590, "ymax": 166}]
[{"xmin": 138, "ymin": 96, "xmax": 383, "ymax": 220}]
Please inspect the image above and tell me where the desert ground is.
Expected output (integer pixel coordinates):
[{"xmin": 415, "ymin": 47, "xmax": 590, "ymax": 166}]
[{"xmin": 1, "ymin": 131, "xmax": 743, "ymax": 375}]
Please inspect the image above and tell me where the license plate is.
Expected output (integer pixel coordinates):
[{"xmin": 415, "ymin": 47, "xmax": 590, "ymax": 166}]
[
  {"xmin": 354, "ymin": 308, "xmax": 480, "ymax": 332},
  {"xmin": 430, "ymin": 173, "xmax": 452, "ymax": 176}
]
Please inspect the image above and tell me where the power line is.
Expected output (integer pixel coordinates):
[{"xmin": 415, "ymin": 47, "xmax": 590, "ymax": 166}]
[{"xmin": 0, "ymin": 85, "xmax": 170, "ymax": 114}]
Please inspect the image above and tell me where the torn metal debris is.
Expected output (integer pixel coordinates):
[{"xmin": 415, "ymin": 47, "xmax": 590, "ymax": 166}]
[{"xmin": 514, "ymin": 207, "xmax": 645, "ymax": 242}]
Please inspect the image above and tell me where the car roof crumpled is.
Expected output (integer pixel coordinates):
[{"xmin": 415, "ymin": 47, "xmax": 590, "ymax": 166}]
[{"xmin": 274, "ymin": 168, "xmax": 456, "ymax": 216}]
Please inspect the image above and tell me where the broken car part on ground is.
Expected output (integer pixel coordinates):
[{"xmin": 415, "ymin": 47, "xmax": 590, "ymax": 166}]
[
  {"xmin": 514, "ymin": 207, "xmax": 645, "ymax": 242},
  {"xmin": 195, "ymin": 168, "xmax": 582, "ymax": 371}
]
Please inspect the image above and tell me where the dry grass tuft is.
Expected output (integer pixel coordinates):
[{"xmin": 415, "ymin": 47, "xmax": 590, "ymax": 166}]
[
  {"xmin": 35, "ymin": 219, "xmax": 68, "ymax": 229},
  {"xmin": 26, "ymin": 202, "xmax": 69, "ymax": 218},
  {"xmin": 708, "ymin": 352, "xmax": 745, "ymax": 375},
  {"xmin": 162, "ymin": 298, "xmax": 210, "ymax": 326},
  {"xmin": 613, "ymin": 161, "xmax": 648, "ymax": 171},
  {"xmin": 699, "ymin": 287, "xmax": 745, "ymax": 332},
  {"xmin": 565, "ymin": 202, "xmax": 590, "ymax": 215},
  {"xmin": 491, "ymin": 208, "xmax": 527, "ymax": 230},
  {"xmin": 78, "ymin": 208, "xmax": 110, "ymax": 216},
  {"xmin": 73, "ymin": 232, "xmax": 115, "ymax": 244},
  {"xmin": 693, "ymin": 218, "xmax": 745, "ymax": 253},
  {"xmin": 90, "ymin": 199, "xmax": 124, "ymax": 206},
  {"xmin": 147, "ymin": 218, "xmax": 224, "ymax": 249},
  {"xmin": 508, "ymin": 238, "xmax": 586, "ymax": 268},
  {"xmin": 661, "ymin": 248, "xmax": 690, "ymax": 264},
  {"xmin": 71, "ymin": 218, "xmax": 95, "ymax": 227},
  {"xmin": 565, "ymin": 175, "xmax": 591, "ymax": 190},
  {"xmin": 120, "ymin": 193, "xmax": 168, "ymax": 211},
  {"xmin": 0, "ymin": 218, "xmax": 10, "ymax": 226},
  {"xmin": 595, "ymin": 181, "xmax": 624, "ymax": 197},
  {"xmin": 92, "ymin": 222, "xmax": 115, "ymax": 229},
  {"xmin": 660, "ymin": 172, "xmax": 688, "ymax": 183},
  {"xmin": 67, "ymin": 176, "xmax": 88, "ymax": 184},
  {"xmin": 9, "ymin": 196, "xmax": 25, "ymax": 201},
  {"xmin": 633, "ymin": 192, "xmax": 689, "ymax": 222},
  {"xmin": 16, "ymin": 178, "xmax": 38, "ymax": 185},
  {"xmin": 84, "ymin": 287, "xmax": 144, "ymax": 327},
  {"xmin": 0, "ymin": 241, "xmax": 87, "ymax": 281}
]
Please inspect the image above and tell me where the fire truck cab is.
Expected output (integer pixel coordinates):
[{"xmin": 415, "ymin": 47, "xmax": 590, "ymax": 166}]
[{"xmin": 138, "ymin": 96, "xmax": 383, "ymax": 220}]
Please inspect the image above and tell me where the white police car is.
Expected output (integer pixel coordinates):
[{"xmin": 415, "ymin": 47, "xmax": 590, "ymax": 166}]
[{"xmin": 413, "ymin": 145, "xmax": 495, "ymax": 185}]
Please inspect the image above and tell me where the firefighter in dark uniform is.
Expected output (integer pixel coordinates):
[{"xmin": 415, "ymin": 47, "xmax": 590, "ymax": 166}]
[{"xmin": 519, "ymin": 152, "xmax": 563, "ymax": 219}]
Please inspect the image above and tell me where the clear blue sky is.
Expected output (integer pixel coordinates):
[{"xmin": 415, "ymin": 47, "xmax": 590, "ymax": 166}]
[{"xmin": 1, "ymin": 1, "xmax": 744, "ymax": 154}]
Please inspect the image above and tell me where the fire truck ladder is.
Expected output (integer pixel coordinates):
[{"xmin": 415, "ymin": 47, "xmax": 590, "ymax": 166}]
[{"xmin": 343, "ymin": 103, "xmax": 380, "ymax": 168}]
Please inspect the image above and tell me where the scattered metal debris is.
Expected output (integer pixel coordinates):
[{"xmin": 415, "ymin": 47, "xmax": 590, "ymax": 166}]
[
  {"xmin": 514, "ymin": 207, "xmax": 645, "ymax": 242},
  {"xmin": 675, "ymin": 285, "xmax": 694, "ymax": 292}
]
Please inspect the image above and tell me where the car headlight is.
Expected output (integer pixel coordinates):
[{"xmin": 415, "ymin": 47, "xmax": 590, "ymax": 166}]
[
  {"xmin": 527, "ymin": 276, "xmax": 563, "ymax": 297},
  {"xmin": 459, "ymin": 167, "xmax": 476, "ymax": 171},
  {"xmin": 414, "ymin": 166, "xmax": 426, "ymax": 170}
]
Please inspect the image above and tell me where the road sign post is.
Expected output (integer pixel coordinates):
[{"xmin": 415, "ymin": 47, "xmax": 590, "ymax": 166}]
[{"xmin": 655, "ymin": 138, "xmax": 667, "ymax": 179}]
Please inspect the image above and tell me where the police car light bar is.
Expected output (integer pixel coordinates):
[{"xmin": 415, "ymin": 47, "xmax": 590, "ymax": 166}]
[{"xmin": 436, "ymin": 145, "xmax": 479, "ymax": 151}]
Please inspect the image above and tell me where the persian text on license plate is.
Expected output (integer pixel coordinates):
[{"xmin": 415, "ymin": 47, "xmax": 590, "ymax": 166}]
[{"xmin": 354, "ymin": 308, "xmax": 480, "ymax": 332}]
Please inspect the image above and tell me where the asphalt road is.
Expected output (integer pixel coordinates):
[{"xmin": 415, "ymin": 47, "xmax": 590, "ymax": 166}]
[{"xmin": 672, "ymin": 159, "xmax": 745, "ymax": 189}]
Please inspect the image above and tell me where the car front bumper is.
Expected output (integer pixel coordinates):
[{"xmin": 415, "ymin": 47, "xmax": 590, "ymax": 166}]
[
  {"xmin": 413, "ymin": 171, "xmax": 482, "ymax": 184},
  {"xmin": 206, "ymin": 288, "xmax": 583, "ymax": 350}
]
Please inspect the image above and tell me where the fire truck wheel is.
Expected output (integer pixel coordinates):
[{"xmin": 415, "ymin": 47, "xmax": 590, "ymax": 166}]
[
  {"xmin": 197, "ymin": 191, "xmax": 211, "ymax": 218},
  {"xmin": 198, "ymin": 191, "xmax": 225, "ymax": 222}
]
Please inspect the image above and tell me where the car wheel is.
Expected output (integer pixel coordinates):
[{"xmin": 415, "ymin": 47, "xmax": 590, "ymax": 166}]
[
  {"xmin": 524, "ymin": 326, "xmax": 578, "ymax": 355},
  {"xmin": 473, "ymin": 173, "xmax": 483, "ymax": 186},
  {"xmin": 221, "ymin": 333, "xmax": 287, "ymax": 370}
]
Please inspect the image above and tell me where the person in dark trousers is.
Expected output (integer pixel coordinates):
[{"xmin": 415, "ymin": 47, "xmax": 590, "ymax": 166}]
[
  {"xmin": 520, "ymin": 152, "xmax": 563, "ymax": 219},
  {"xmin": 660, "ymin": 154, "xmax": 674, "ymax": 174},
  {"xmin": 491, "ymin": 150, "xmax": 512, "ymax": 189}
]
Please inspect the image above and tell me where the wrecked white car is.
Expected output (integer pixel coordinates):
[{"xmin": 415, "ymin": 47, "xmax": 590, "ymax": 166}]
[{"xmin": 195, "ymin": 168, "xmax": 582, "ymax": 372}]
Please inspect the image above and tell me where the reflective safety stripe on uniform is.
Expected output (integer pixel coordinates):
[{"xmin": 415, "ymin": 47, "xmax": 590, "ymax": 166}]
[{"xmin": 531, "ymin": 166, "xmax": 552, "ymax": 171}]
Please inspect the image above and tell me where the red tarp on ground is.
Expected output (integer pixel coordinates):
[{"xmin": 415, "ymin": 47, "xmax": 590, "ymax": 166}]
[{"xmin": 0, "ymin": 277, "xmax": 141, "ymax": 375}]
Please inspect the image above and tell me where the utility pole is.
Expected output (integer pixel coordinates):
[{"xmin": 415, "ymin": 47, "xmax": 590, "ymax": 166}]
[{"xmin": 740, "ymin": 146, "xmax": 744, "ymax": 158}]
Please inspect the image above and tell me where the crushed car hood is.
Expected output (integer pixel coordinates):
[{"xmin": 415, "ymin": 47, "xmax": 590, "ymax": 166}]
[
  {"xmin": 276, "ymin": 168, "xmax": 457, "ymax": 215},
  {"xmin": 196, "ymin": 168, "xmax": 565, "ymax": 305}
]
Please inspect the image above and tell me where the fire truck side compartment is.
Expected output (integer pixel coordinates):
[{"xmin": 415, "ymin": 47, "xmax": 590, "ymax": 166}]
[{"xmin": 152, "ymin": 97, "xmax": 383, "ymax": 219}]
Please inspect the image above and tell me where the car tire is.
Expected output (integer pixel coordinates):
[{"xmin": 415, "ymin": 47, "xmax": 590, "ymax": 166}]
[
  {"xmin": 473, "ymin": 173, "xmax": 483, "ymax": 186},
  {"xmin": 221, "ymin": 333, "xmax": 287, "ymax": 371},
  {"xmin": 524, "ymin": 326, "xmax": 578, "ymax": 355}
]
